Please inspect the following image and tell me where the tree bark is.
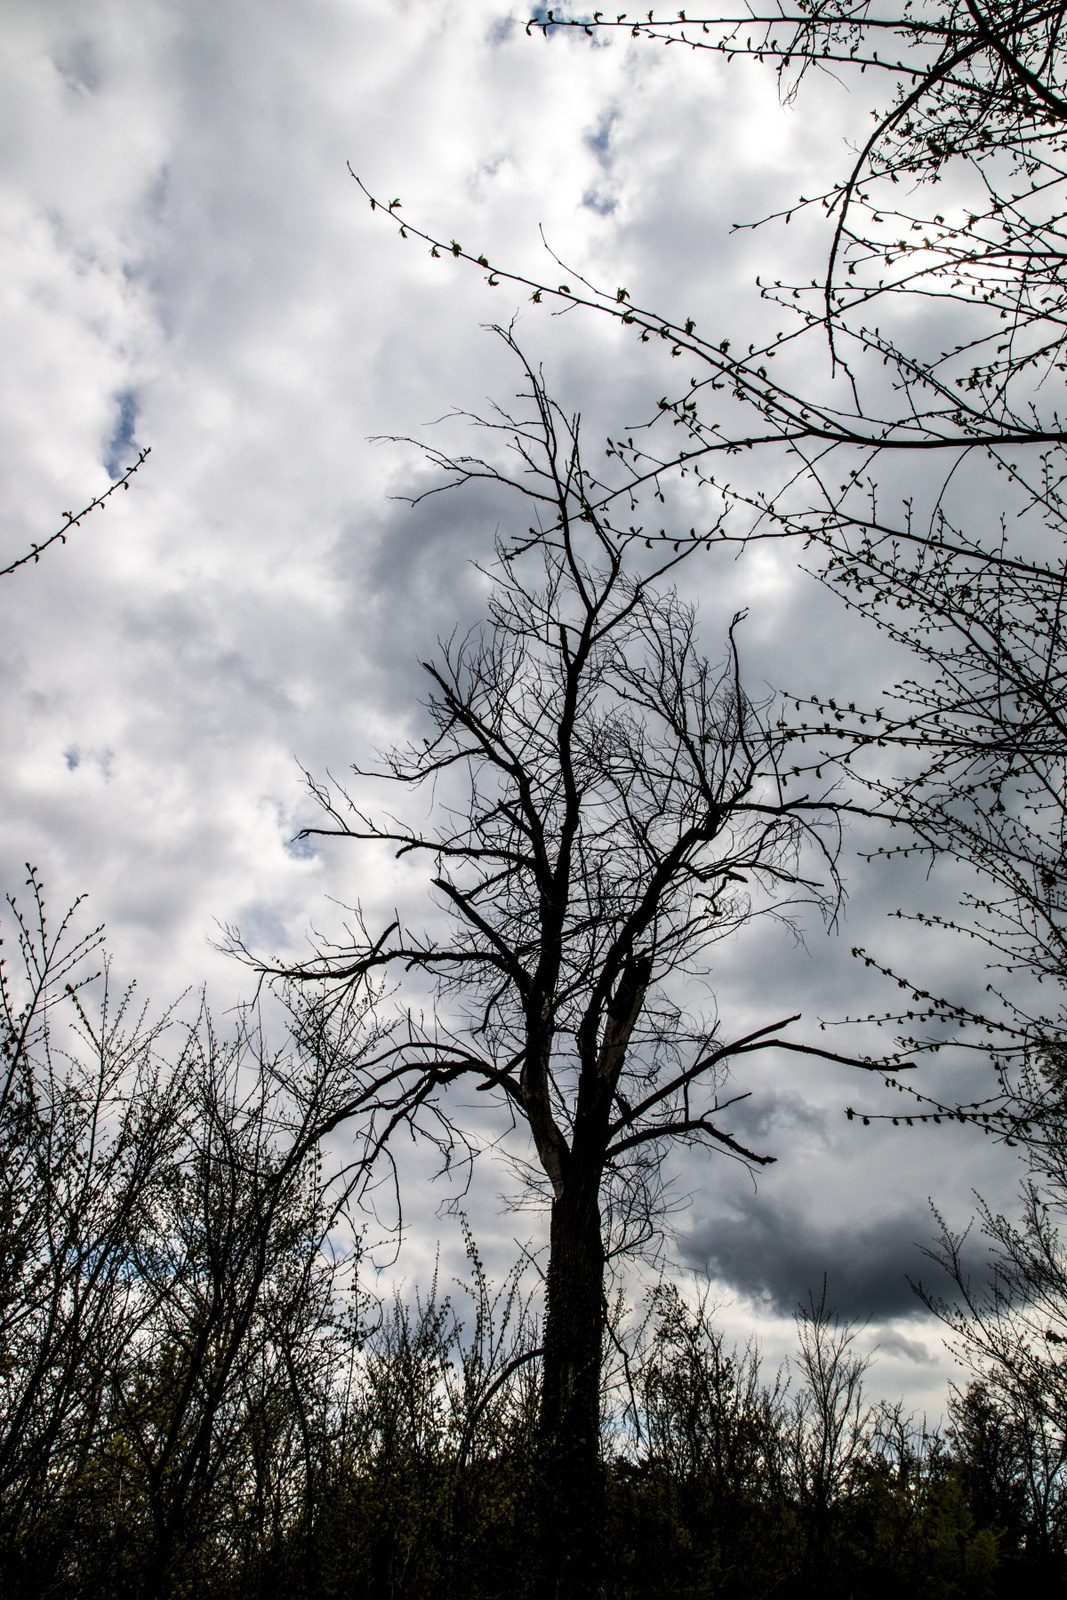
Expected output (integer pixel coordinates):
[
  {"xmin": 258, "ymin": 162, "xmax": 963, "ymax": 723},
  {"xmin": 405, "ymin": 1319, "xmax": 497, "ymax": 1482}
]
[{"xmin": 537, "ymin": 1173, "xmax": 606, "ymax": 1600}]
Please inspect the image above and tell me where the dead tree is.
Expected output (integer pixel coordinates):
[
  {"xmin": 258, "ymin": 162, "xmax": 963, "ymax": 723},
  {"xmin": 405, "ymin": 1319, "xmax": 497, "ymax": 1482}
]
[{"xmin": 244, "ymin": 337, "xmax": 881, "ymax": 1598}]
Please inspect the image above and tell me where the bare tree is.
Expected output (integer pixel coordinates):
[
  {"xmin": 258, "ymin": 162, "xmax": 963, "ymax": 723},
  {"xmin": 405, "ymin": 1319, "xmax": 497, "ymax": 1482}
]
[
  {"xmin": 238, "ymin": 334, "xmax": 882, "ymax": 1597},
  {"xmin": 353, "ymin": 0, "xmax": 1067, "ymax": 1138},
  {"xmin": 0, "ymin": 872, "xmax": 187, "ymax": 1595},
  {"xmin": 781, "ymin": 478, "xmax": 1067, "ymax": 1140},
  {"xmin": 107, "ymin": 990, "xmax": 383, "ymax": 1600},
  {"xmin": 526, "ymin": 1, "xmax": 1067, "ymax": 463},
  {"xmin": 356, "ymin": 0, "xmax": 1067, "ymax": 537},
  {"xmin": 0, "ymin": 874, "xmax": 389, "ymax": 1600}
]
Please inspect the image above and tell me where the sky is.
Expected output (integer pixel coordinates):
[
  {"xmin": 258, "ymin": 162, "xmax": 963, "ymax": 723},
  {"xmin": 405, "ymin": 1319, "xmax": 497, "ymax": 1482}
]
[{"xmin": 0, "ymin": 0, "xmax": 1032, "ymax": 1417}]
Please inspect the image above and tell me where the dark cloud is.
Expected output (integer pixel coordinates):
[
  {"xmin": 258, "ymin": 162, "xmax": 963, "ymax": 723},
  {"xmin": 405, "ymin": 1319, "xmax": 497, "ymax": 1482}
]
[
  {"xmin": 878, "ymin": 1331, "xmax": 936, "ymax": 1364},
  {"xmin": 680, "ymin": 1191, "xmax": 969, "ymax": 1322}
]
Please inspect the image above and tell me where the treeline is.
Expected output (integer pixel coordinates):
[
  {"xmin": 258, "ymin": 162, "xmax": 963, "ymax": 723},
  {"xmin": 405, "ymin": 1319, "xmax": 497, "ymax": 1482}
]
[{"xmin": 2, "ymin": 878, "xmax": 1065, "ymax": 1600}]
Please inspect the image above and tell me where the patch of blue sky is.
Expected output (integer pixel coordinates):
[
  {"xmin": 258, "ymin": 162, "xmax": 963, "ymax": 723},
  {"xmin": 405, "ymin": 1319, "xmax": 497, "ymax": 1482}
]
[
  {"xmin": 585, "ymin": 110, "xmax": 617, "ymax": 162},
  {"xmin": 105, "ymin": 390, "xmax": 138, "ymax": 479},
  {"xmin": 284, "ymin": 832, "xmax": 319, "ymax": 861},
  {"xmin": 62, "ymin": 745, "xmax": 113, "ymax": 779}
]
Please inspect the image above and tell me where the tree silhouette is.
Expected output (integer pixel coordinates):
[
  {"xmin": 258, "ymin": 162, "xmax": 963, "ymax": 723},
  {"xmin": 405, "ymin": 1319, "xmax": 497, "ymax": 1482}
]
[{"xmin": 239, "ymin": 335, "xmax": 883, "ymax": 1597}]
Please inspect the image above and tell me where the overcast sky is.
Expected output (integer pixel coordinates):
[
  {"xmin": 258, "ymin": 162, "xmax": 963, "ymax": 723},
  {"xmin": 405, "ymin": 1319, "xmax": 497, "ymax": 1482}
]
[{"xmin": 1, "ymin": 0, "xmax": 1029, "ymax": 1416}]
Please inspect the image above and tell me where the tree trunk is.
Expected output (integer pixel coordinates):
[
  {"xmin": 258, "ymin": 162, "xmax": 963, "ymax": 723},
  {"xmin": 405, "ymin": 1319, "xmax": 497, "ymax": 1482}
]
[{"xmin": 537, "ymin": 1172, "xmax": 606, "ymax": 1600}]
